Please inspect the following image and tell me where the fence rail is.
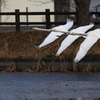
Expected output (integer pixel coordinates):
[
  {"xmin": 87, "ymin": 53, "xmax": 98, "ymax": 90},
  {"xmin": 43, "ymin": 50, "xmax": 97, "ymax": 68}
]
[{"xmin": 0, "ymin": 9, "xmax": 100, "ymax": 32}]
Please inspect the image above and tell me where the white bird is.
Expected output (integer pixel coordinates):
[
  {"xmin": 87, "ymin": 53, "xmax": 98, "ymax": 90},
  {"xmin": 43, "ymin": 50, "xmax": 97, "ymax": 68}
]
[
  {"xmin": 74, "ymin": 29, "xmax": 100, "ymax": 63},
  {"xmin": 55, "ymin": 23, "xmax": 94, "ymax": 56},
  {"xmin": 35, "ymin": 19, "xmax": 74, "ymax": 48}
]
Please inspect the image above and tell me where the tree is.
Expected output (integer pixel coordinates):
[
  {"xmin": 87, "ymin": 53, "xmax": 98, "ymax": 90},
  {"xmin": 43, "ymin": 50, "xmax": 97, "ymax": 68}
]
[
  {"xmin": 74, "ymin": 0, "xmax": 91, "ymax": 26},
  {"xmin": 28, "ymin": 0, "xmax": 91, "ymax": 26},
  {"xmin": 0, "ymin": 0, "xmax": 8, "ymax": 8},
  {"xmin": 0, "ymin": 0, "xmax": 8, "ymax": 22},
  {"xmin": 54, "ymin": 0, "xmax": 91, "ymax": 26},
  {"xmin": 28, "ymin": 0, "xmax": 53, "ymax": 6},
  {"xmin": 28, "ymin": 0, "xmax": 70, "ymax": 22},
  {"xmin": 54, "ymin": 0, "xmax": 70, "ymax": 22}
]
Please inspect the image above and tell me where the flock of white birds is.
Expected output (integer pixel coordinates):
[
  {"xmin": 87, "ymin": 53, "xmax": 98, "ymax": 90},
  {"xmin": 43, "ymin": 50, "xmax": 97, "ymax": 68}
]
[{"xmin": 32, "ymin": 19, "xmax": 100, "ymax": 63}]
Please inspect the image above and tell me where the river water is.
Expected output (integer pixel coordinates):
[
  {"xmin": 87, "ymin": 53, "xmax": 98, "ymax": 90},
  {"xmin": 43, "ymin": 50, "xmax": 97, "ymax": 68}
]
[{"xmin": 0, "ymin": 73, "xmax": 100, "ymax": 99}]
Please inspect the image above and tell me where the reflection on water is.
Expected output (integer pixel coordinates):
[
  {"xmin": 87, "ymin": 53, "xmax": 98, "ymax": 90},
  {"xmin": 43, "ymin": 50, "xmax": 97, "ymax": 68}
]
[
  {"xmin": 45, "ymin": 98, "xmax": 100, "ymax": 100},
  {"xmin": 65, "ymin": 98, "xmax": 100, "ymax": 100}
]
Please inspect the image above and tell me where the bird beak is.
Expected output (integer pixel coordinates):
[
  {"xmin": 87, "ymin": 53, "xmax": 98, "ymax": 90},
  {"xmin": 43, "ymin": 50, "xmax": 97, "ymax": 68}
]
[
  {"xmin": 69, "ymin": 33, "xmax": 72, "ymax": 35},
  {"xmin": 51, "ymin": 29, "xmax": 54, "ymax": 31},
  {"xmin": 51, "ymin": 29, "xmax": 59, "ymax": 32},
  {"xmin": 31, "ymin": 27, "xmax": 35, "ymax": 30}
]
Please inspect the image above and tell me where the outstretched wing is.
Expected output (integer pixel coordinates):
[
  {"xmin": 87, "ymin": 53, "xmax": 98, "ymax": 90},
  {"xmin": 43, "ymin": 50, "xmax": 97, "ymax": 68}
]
[
  {"xmin": 52, "ymin": 19, "xmax": 74, "ymax": 31},
  {"xmin": 55, "ymin": 35, "xmax": 79, "ymax": 56},
  {"xmin": 74, "ymin": 36, "xmax": 98, "ymax": 63},
  {"xmin": 78, "ymin": 23, "xmax": 94, "ymax": 33},
  {"xmin": 36, "ymin": 31, "xmax": 60, "ymax": 48},
  {"xmin": 65, "ymin": 19, "xmax": 74, "ymax": 30},
  {"xmin": 35, "ymin": 19, "xmax": 74, "ymax": 48}
]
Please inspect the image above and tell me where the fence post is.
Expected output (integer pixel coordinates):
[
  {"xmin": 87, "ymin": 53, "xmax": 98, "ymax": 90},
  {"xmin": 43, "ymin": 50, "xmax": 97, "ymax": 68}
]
[
  {"xmin": 45, "ymin": 9, "xmax": 50, "ymax": 29},
  {"xmin": 26, "ymin": 7, "xmax": 28, "ymax": 26},
  {"xmin": 15, "ymin": 9, "xmax": 20, "ymax": 32}
]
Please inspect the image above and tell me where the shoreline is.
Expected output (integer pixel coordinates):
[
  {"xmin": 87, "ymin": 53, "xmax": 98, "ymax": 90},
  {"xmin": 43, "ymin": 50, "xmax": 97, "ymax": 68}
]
[{"xmin": 0, "ymin": 57, "xmax": 100, "ymax": 72}]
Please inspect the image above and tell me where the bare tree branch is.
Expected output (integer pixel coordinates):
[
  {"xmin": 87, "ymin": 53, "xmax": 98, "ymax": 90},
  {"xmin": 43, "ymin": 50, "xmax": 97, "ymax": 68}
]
[
  {"xmin": 28, "ymin": 0, "xmax": 76, "ymax": 9},
  {"xmin": 1, "ymin": 0, "xmax": 8, "ymax": 8},
  {"xmin": 28, "ymin": 0, "xmax": 53, "ymax": 6}
]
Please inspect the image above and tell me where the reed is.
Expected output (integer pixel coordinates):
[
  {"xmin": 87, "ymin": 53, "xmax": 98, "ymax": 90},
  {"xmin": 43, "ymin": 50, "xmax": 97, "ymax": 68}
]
[{"xmin": 0, "ymin": 30, "xmax": 99, "ymax": 72}]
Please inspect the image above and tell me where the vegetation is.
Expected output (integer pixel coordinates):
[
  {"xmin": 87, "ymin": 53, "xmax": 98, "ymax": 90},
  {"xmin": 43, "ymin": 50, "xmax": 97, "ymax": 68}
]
[
  {"xmin": 0, "ymin": 30, "xmax": 99, "ymax": 59},
  {"xmin": 0, "ymin": 30, "xmax": 99, "ymax": 72}
]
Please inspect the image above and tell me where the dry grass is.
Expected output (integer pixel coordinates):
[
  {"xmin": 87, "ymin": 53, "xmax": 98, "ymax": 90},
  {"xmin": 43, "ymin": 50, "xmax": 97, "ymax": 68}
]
[
  {"xmin": 0, "ymin": 30, "xmax": 99, "ymax": 59},
  {"xmin": 0, "ymin": 30, "xmax": 100, "ymax": 72}
]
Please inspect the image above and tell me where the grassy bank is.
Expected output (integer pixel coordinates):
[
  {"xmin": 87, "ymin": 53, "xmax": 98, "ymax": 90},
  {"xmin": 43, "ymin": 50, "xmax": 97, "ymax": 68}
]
[
  {"xmin": 0, "ymin": 30, "xmax": 99, "ymax": 72},
  {"xmin": 0, "ymin": 30, "xmax": 100, "ymax": 59}
]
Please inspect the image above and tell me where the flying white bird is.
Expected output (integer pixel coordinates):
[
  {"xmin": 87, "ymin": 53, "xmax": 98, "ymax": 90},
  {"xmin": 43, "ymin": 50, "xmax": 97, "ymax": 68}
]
[
  {"xmin": 55, "ymin": 23, "xmax": 94, "ymax": 56},
  {"xmin": 34, "ymin": 19, "xmax": 74, "ymax": 48},
  {"xmin": 74, "ymin": 29, "xmax": 100, "ymax": 63}
]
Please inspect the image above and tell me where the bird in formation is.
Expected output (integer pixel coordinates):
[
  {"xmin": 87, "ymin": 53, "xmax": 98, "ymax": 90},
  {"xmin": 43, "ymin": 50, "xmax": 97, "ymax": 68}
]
[
  {"xmin": 74, "ymin": 29, "xmax": 100, "ymax": 63},
  {"xmin": 34, "ymin": 19, "xmax": 73, "ymax": 48},
  {"xmin": 32, "ymin": 19, "xmax": 100, "ymax": 62},
  {"xmin": 55, "ymin": 23, "xmax": 94, "ymax": 56}
]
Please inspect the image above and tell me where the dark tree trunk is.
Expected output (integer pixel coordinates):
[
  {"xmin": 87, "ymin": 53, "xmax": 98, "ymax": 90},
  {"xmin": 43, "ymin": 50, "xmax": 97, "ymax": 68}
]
[
  {"xmin": 54, "ymin": 0, "xmax": 70, "ymax": 22},
  {"xmin": 74, "ymin": 0, "xmax": 91, "ymax": 26},
  {"xmin": 0, "ymin": 0, "xmax": 1, "ymax": 22}
]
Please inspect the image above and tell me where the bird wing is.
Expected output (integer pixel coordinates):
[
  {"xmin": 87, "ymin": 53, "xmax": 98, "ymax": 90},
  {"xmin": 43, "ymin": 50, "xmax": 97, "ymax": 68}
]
[
  {"xmin": 35, "ymin": 19, "xmax": 74, "ymax": 48},
  {"xmin": 78, "ymin": 23, "xmax": 94, "ymax": 33},
  {"xmin": 74, "ymin": 36, "xmax": 98, "ymax": 62},
  {"xmin": 65, "ymin": 19, "xmax": 74, "ymax": 30},
  {"xmin": 52, "ymin": 19, "xmax": 73, "ymax": 31},
  {"xmin": 36, "ymin": 19, "xmax": 74, "ymax": 48},
  {"xmin": 36, "ymin": 31, "xmax": 62, "ymax": 48},
  {"xmin": 55, "ymin": 35, "xmax": 79, "ymax": 56},
  {"xmin": 69, "ymin": 23, "xmax": 94, "ymax": 36}
]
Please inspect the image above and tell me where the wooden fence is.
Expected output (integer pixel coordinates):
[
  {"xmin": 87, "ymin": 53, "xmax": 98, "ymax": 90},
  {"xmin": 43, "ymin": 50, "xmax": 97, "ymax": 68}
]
[{"xmin": 0, "ymin": 9, "xmax": 100, "ymax": 32}]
